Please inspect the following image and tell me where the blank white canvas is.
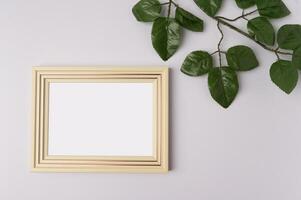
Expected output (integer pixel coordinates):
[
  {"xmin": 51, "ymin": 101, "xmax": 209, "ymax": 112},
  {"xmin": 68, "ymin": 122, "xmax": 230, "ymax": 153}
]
[{"xmin": 48, "ymin": 82, "xmax": 154, "ymax": 156}]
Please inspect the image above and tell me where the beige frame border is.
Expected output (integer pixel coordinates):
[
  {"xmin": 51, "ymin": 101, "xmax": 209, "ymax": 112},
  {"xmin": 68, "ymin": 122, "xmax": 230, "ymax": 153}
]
[{"xmin": 32, "ymin": 67, "xmax": 169, "ymax": 173}]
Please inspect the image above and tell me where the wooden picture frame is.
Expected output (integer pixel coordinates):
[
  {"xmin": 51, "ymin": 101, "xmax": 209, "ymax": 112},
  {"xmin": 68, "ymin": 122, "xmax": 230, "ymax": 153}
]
[{"xmin": 31, "ymin": 67, "xmax": 168, "ymax": 173}]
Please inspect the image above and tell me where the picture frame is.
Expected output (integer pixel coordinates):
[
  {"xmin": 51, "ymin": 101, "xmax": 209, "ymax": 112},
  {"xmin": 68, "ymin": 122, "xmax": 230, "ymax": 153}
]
[{"xmin": 31, "ymin": 67, "xmax": 169, "ymax": 173}]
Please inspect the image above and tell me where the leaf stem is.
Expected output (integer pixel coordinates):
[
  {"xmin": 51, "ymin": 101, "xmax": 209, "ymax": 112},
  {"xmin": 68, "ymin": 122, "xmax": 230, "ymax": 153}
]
[
  {"xmin": 216, "ymin": 9, "xmax": 258, "ymax": 22},
  {"xmin": 167, "ymin": 0, "xmax": 172, "ymax": 18},
  {"xmin": 217, "ymin": 21, "xmax": 224, "ymax": 67},
  {"xmin": 275, "ymin": 47, "xmax": 280, "ymax": 60},
  {"xmin": 213, "ymin": 17, "xmax": 293, "ymax": 56},
  {"xmin": 211, "ymin": 50, "xmax": 226, "ymax": 55},
  {"xmin": 241, "ymin": 9, "xmax": 249, "ymax": 21},
  {"xmin": 161, "ymin": 1, "xmax": 178, "ymax": 8},
  {"xmin": 171, "ymin": 0, "xmax": 178, "ymax": 7}
]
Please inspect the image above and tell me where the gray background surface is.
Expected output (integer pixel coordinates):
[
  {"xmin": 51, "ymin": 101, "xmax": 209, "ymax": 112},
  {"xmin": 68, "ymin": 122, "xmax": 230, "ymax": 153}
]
[{"xmin": 1, "ymin": 0, "xmax": 301, "ymax": 199}]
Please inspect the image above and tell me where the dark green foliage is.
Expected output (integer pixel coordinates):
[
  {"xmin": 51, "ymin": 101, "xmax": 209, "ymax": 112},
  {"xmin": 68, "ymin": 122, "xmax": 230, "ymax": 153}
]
[
  {"xmin": 132, "ymin": 0, "xmax": 301, "ymax": 108},
  {"xmin": 277, "ymin": 24, "xmax": 301, "ymax": 50},
  {"xmin": 193, "ymin": 0, "xmax": 223, "ymax": 17},
  {"xmin": 175, "ymin": 7, "xmax": 204, "ymax": 32},
  {"xmin": 292, "ymin": 47, "xmax": 301, "ymax": 70},
  {"xmin": 256, "ymin": 0, "xmax": 290, "ymax": 19},
  {"xmin": 181, "ymin": 51, "xmax": 212, "ymax": 76},
  {"xmin": 235, "ymin": 0, "xmax": 255, "ymax": 9},
  {"xmin": 247, "ymin": 17, "xmax": 275, "ymax": 46},
  {"xmin": 151, "ymin": 17, "xmax": 181, "ymax": 61},
  {"xmin": 132, "ymin": 0, "xmax": 161, "ymax": 22},
  {"xmin": 270, "ymin": 60, "xmax": 298, "ymax": 94},
  {"xmin": 226, "ymin": 45, "xmax": 259, "ymax": 71},
  {"xmin": 208, "ymin": 67, "xmax": 239, "ymax": 108}
]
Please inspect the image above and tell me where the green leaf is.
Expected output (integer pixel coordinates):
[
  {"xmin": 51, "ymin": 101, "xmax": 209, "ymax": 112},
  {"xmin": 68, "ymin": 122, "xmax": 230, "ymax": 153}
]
[
  {"xmin": 292, "ymin": 47, "xmax": 301, "ymax": 70},
  {"xmin": 270, "ymin": 60, "xmax": 298, "ymax": 94},
  {"xmin": 181, "ymin": 51, "xmax": 213, "ymax": 76},
  {"xmin": 132, "ymin": 0, "xmax": 161, "ymax": 22},
  {"xmin": 235, "ymin": 0, "xmax": 255, "ymax": 9},
  {"xmin": 226, "ymin": 45, "xmax": 259, "ymax": 71},
  {"xmin": 193, "ymin": 0, "xmax": 223, "ymax": 17},
  {"xmin": 256, "ymin": 0, "xmax": 290, "ymax": 19},
  {"xmin": 277, "ymin": 24, "xmax": 301, "ymax": 50},
  {"xmin": 175, "ymin": 7, "xmax": 204, "ymax": 32},
  {"xmin": 151, "ymin": 17, "xmax": 181, "ymax": 61},
  {"xmin": 247, "ymin": 17, "xmax": 275, "ymax": 46},
  {"xmin": 208, "ymin": 67, "xmax": 239, "ymax": 108}
]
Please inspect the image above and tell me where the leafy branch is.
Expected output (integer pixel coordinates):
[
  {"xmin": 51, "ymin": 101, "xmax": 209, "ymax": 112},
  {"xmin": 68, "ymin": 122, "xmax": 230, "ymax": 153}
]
[
  {"xmin": 132, "ymin": 0, "xmax": 301, "ymax": 108},
  {"xmin": 214, "ymin": 16, "xmax": 292, "ymax": 57}
]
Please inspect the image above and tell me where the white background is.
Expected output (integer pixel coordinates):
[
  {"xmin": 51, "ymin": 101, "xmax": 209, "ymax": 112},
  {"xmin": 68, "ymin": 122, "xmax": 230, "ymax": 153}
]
[
  {"xmin": 48, "ymin": 82, "xmax": 154, "ymax": 156},
  {"xmin": 1, "ymin": 0, "xmax": 301, "ymax": 199}
]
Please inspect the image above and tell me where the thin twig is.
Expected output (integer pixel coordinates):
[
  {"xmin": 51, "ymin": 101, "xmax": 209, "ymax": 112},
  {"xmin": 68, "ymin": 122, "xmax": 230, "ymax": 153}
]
[
  {"xmin": 211, "ymin": 50, "xmax": 226, "ymax": 55},
  {"xmin": 171, "ymin": 0, "xmax": 178, "ymax": 7},
  {"xmin": 216, "ymin": 9, "xmax": 258, "ymax": 22},
  {"xmin": 161, "ymin": 1, "xmax": 178, "ymax": 8},
  {"xmin": 275, "ymin": 47, "xmax": 280, "ymax": 60},
  {"xmin": 217, "ymin": 21, "xmax": 224, "ymax": 67},
  {"xmin": 241, "ymin": 9, "xmax": 248, "ymax": 21},
  {"xmin": 167, "ymin": 0, "xmax": 172, "ymax": 18}
]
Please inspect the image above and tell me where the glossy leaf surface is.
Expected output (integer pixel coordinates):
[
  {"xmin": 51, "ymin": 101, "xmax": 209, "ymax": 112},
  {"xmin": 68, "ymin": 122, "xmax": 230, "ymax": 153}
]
[
  {"xmin": 181, "ymin": 51, "xmax": 213, "ymax": 76},
  {"xmin": 235, "ymin": 0, "xmax": 255, "ymax": 9},
  {"xmin": 175, "ymin": 7, "xmax": 204, "ymax": 32},
  {"xmin": 208, "ymin": 67, "xmax": 239, "ymax": 108},
  {"xmin": 256, "ymin": 0, "xmax": 290, "ymax": 19},
  {"xmin": 277, "ymin": 24, "xmax": 301, "ymax": 50},
  {"xmin": 151, "ymin": 17, "xmax": 181, "ymax": 61},
  {"xmin": 226, "ymin": 45, "xmax": 259, "ymax": 71},
  {"xmin": 193, "ymin": 0, "xmax": 223, "ymax": 17},
  {"xmin": 132, "ymin": 0, "xmax": 161, "ymax": 22},
  {"xmin": 247, "ymin": 17, "xmax": 275, "ymax": 46},
  {"xmin": 270, "ymin": 60, "xmax": 298, "ymax": 94}
]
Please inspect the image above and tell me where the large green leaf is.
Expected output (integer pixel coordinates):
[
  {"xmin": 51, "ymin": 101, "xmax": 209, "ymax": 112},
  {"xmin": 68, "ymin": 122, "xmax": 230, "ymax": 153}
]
[
  {"xmin": 256, "ymin": 0, "xmax": 290, "ymax": 19},
  {"xmin": 235, "ymin": 0, "xmax": 255, "ymax": 9},
  {"xmin": 132, "ymin": 0, "xmax": 161, "ymax": 22},
  {"xmin": 270, "ymin": 60, "xmax": 298, "ymax": 94},
  {"xmin": 226, "ymin": 45, "xmax": 259, "ymax": 71},
  {"xmin": 277, "ymin": 24, "xmax": 301, "ymax": 50},
  {"xmin": 292, "ymin": 47, "xmax": 301, "ymax": 70},
  {"xmin": 247, "ymin": 17, "xmax": 275, "ymax": 46},
  {"xmin": 193, "ymin": 0, "xmax": 223, "ymax": 17},
  {"xmin": 175, "ymin": 7, "xmax": 204, "ymax": 32},
  {"xmin": 181, "ymin": 51, "xmax": 213, "ymax": 76},
  {"xmin": 208, "ymin": 67, "xmax": 239, "ymax": 108},
  {"xmin": 151, "ymin": 17, "xmax": 181, "ymax": 61}
]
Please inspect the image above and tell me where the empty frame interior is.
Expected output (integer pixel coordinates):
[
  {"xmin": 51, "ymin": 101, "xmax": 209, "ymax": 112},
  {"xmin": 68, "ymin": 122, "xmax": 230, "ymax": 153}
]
[
  {"xmin": 32, "ymin": 67, "xmax": 168, "ymax": 172},
  {"xmin": 48, "ymin": 82, "xmax": 154, "ymax": 157}
]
